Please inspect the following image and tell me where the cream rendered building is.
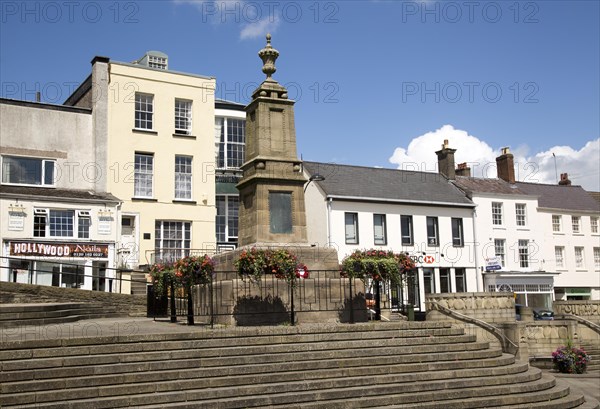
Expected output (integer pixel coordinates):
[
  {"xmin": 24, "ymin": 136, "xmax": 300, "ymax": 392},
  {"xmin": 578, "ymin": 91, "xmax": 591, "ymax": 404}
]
[{"xmin": 65, "ymin": 52, "xmax": 217, "ymax": 267}]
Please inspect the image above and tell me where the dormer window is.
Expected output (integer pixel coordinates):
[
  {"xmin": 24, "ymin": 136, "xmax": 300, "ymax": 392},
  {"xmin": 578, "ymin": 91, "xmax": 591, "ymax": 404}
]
[
  {"xmin": 148, "ymin": 55, "xmax": 167, "ymax": 70},
  {"xmin": 1, "ymin": 156, "xmax": 55, "ymax": 187}
]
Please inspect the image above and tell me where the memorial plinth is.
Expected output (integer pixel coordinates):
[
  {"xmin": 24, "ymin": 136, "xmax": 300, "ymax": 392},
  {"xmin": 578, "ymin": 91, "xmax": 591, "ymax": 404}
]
[{"xmin": 211, "ymin": 34, "xmax": 367, "ymax": 325}]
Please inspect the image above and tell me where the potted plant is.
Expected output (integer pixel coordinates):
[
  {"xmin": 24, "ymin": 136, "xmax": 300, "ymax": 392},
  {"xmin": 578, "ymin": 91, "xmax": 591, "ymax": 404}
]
[{"xmin": 552, "ymin": 341, "xmax": 591, "ymax": 374}]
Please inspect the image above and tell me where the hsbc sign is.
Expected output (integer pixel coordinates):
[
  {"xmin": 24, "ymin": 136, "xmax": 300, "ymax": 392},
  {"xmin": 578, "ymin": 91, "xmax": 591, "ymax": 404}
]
[{"xmin": 410, "ymin": 254, "xmax": 436, "ymax": 264}]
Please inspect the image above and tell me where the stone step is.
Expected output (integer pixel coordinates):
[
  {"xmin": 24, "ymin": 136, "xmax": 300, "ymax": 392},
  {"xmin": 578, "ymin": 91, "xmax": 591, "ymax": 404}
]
[
  {"xmin": 0, "ymin": 337, "xmax": 492, "ymax": 375},
  {"xmin": 129, "ymin": 272, "xmax": 148, "ymax": 295},
  {"xmin": 0, "ymin": 363, "xmax": 539, "ymax": 406},
  {"xmin": 0, "ymin": 329, "xmax": 471, "ymax": 365},
  {"xmin": 0, "ymin": 303, "xmax": 124, "ymax": 328},
  {"xmin": 0, "ymin": 352, "xmax": 515, "ymax": 385},
  {"xmin": 3, "ymin": 368, "xmax": 552, "ymax": 409},
  {"xmin": 0, "ymin": 326, "xmax": 467, "ymax": 360},
  {"xmin": 1, "ymin": 355, "xmax": 527, "ymax": 395},
  {"xmin": 128, "ymin": 372, "xmax": 558, "ymax": 409}
]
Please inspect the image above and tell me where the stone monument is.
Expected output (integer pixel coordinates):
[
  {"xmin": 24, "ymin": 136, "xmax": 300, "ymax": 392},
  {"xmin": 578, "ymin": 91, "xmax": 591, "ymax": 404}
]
[
  {"xmin": 237, "ymin": 34, "xmax": 308, "ymax": 245},
  {"xmin": 208, "ymin": 35, "xmax": 365, "ymax": 325}
]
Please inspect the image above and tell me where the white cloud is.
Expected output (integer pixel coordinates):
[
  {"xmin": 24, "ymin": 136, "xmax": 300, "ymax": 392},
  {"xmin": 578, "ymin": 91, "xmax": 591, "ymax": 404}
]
[
  {"xmin": 172, "ymin": 0, "xmax": 280, "ymax": 40},
  {"xmin": 388, "ymin": 125, "xmax": 600, "ymax": 191},
  {"xmin": 240, "ymin": 15, "xmax": 280, "ymax": 40}
]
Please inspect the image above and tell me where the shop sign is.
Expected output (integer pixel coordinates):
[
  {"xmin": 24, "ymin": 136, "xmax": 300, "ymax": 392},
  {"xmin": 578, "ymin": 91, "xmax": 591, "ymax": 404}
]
[
  {"xmin": 409, "ymin": 254, "xmax": 436, "ymax": 264},
  {"xmin": 8, "ymin": 212, "xmax": 25, "ymax": 231},
  {"xmin": 9, "ymin": 241, "xmax": 109, "ymax": 258},
  {"xmin": 485, "ymin": 256, "xmax": 502, "ymax": 271}
]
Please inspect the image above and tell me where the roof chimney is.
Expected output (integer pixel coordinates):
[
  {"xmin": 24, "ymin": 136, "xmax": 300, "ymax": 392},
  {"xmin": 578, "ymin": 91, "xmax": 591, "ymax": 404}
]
[
  {"xmin": 435, "ymin": 139, "xmax": 457, "ymax": 180},
  {"xmin": 558, "ymin": 173, "xmax": 572, "ymax": 186},
  {"xmin": 455, "ymin": 162, "xmax": 471, "ymax": 177},
  {"xmin": 496, "ymin": 147, "xmax": 515, "ymax": 184}
]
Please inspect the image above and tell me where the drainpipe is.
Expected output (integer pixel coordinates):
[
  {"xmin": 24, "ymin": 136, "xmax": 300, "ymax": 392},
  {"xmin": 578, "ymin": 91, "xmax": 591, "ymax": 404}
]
[
  {"xmin": 472, "ymin": 206, "xmax": 481, "ymax": 292},
  {"xmin": 327, "ymin": 198, "xmax": 333, "ymax": 247}
]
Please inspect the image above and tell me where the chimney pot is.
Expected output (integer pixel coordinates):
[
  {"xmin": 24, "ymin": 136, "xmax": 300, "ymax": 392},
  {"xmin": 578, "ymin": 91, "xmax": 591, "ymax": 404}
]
[
  {"xmin": 436, "ymin": 140, "xmax": 457, "ymax": 180},
  {"xmin": 496, "ymin": 148, "xmax": 515, "ymax": 184},
  {"xmin": 559, "ymin": 173, "xmax": 572, "ymax": 186},
  {"xmin": 455, "ymin": 162, "xmax": 471, "ymax": 177}
]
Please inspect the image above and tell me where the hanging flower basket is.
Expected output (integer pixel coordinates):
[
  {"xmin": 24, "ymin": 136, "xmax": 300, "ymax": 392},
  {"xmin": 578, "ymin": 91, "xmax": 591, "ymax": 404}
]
[
  {"xmin": 174, "ymin": 255, "xmax": 215, "ymax": 287},
  {"xmin": 149, "ymin": 262, "xmax": 176, "ymax": 295},
  {"xmin": 552, "ymin": 342, "xmax": 591, "ymax": 374},
  {"xmin": 340, "ymin": 250, "xmax": 415, "ymax": 285},
  {"xmin": 235, "ymin": 248, "xmax": 309, "ymax": 287},
  {"xmin": 235, "ymin": 248, "xmax": 269, "ymax": 282}
]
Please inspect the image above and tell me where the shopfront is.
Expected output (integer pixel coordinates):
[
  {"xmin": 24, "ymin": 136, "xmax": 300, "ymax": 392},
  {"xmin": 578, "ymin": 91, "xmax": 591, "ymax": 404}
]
[
  {"xmin": 4, "ymin": 240, "xmax": 115, "ymax": 292},
  {"xmin": 484, "ymin": 271, "xmax": 557, "ymax": 309}
]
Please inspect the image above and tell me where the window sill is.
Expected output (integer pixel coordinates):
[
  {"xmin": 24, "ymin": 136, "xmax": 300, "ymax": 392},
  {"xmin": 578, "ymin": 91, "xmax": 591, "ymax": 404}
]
[
  {"xmin": 573, "ymin": 233, "xmax": 584, "ymax": 236},
  {"xmin": 492, "ymin": 226, "xmax": 506, "ymax": 230},
  {"xmin": 172, "ymin": 133, "xmax": 196, "ymax": 139},
  {"xmin": 553, "ymin": 232, "xmax": 565, "ymax": 235},
  {"xmin": 131, "ymin": 197, "xmax": 158, "ymax": 202},
  {"xmin": 2, "ymin": 182, "xmax": 56, "ymax": 188},
  {"xmin": 172, "ymin": 200, "xmax": 197, "ymax": 205},
  {"xmin": 132, "ymin": 128, "xmax": 158, "ymax": 135},
  {"xmin": 516, "ymin": 228, "xmax": 530, "ymax": 231}
]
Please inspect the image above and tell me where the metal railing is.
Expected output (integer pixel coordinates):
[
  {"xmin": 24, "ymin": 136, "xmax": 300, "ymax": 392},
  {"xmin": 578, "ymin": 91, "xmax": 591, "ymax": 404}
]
[
  {"xmin": 427, "ymin": 300, "xmax": 520, "ymax": 355},
  {"xmin": 147, "ymin": 270, "xmax": 371, "ymax": 327},
  {"xmin": 0, "ymin": 256, "xmax": 148, "ymax": 295},
  {"xmin": 555, "ymin": 313, "xmax": 600, "ymax": 335}
]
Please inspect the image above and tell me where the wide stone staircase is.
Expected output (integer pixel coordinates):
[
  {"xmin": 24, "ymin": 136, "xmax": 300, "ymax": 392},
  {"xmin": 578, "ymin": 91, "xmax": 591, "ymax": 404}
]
[
  {"xmin": 0, "ymin": 321, "xmax": 596, "ymax": 408},
  {"xmin": 0, "ymin": 303, "xmax": 127, "ymax": 328}
]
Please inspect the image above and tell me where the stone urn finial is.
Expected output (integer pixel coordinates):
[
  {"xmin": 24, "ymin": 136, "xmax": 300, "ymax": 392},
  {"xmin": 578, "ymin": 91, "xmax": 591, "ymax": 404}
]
[{"xmin": 259, "ymin": 33, "xmax": 279, "ymax": 80}]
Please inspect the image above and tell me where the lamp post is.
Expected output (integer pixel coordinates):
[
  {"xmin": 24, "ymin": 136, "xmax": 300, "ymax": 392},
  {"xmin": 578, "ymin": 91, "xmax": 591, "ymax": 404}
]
[{"xmin": 304, "ymin": 174, "xmax": 325, "ymax": 192}]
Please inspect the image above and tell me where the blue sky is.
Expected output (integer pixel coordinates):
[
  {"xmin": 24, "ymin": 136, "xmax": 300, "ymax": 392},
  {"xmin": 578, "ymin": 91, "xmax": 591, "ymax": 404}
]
[{"xmin": 1, "ymin": 0, "xmax": 599, "ymax": 190}]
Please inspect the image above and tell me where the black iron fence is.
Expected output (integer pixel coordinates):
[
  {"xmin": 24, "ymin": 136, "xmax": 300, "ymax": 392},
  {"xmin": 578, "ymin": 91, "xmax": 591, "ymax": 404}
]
[{"xmin": 147, "ymin": 269, "xmax": 372, "ymax": 326}]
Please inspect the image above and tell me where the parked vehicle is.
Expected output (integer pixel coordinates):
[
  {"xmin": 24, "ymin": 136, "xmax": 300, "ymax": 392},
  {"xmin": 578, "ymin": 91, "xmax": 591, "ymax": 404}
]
[{"xmin": 533, "ymin": 308, "xmax": 554, "ymax": 320}]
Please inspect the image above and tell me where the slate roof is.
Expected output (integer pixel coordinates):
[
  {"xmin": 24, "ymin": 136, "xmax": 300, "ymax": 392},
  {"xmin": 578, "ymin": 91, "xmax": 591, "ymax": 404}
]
[
  {"xmin": 588, "ymin": 191, "xmax": 600, "ymax": 205},
  {"xmin": 452, "ymin": 176, "xmax": 528, "ymax": 196},
  {"xmin": 0, "ymin": 185, "xmax": 120, "ymax": 203},
  {"xmin": 514, "ymin": 182, "xmax": 600, "ymax": 212},
  {"xmin": 303, "ymin": 162, "xmax": 474, "ymax": 207}
]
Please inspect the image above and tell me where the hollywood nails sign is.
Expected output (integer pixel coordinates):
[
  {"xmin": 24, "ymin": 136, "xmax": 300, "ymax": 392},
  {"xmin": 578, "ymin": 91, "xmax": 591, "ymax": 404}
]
[{"xmin": 10, "ymin": 242, "xmax": 109, "ymax": 258}]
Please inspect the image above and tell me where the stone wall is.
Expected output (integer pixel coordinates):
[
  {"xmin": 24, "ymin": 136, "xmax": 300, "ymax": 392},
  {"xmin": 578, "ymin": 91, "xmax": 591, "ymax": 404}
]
[
  {"xmin": 0, "ymin": 282, "xmax": 146, "ymax": 316},
  {"xmin": 426, "ymin": 292, "xmax": 516, "ymax": 323},
  {"xmin": 553, "ymin": 300, "xmax": 600, "ymax": 322},
  {"xmin": 425, "ymin": 293, "xmax": 600, "ymax": 363}
]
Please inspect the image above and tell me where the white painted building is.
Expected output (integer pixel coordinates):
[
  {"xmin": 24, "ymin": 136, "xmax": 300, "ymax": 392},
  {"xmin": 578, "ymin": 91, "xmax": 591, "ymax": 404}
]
[
  {"xmin": 303, "ymin": 160, "xmax": 478, "ymax": 313},
  {"xmin": 0, "ymin": 98, "xmax": 121, "ymax": 291},
  {"xmin": 515, "ymin": 174, "xmax": 600, "ymax": 301},
  {"xmin": 452, "ymin": 148, "xmax": 600, "ymax": 306}
]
